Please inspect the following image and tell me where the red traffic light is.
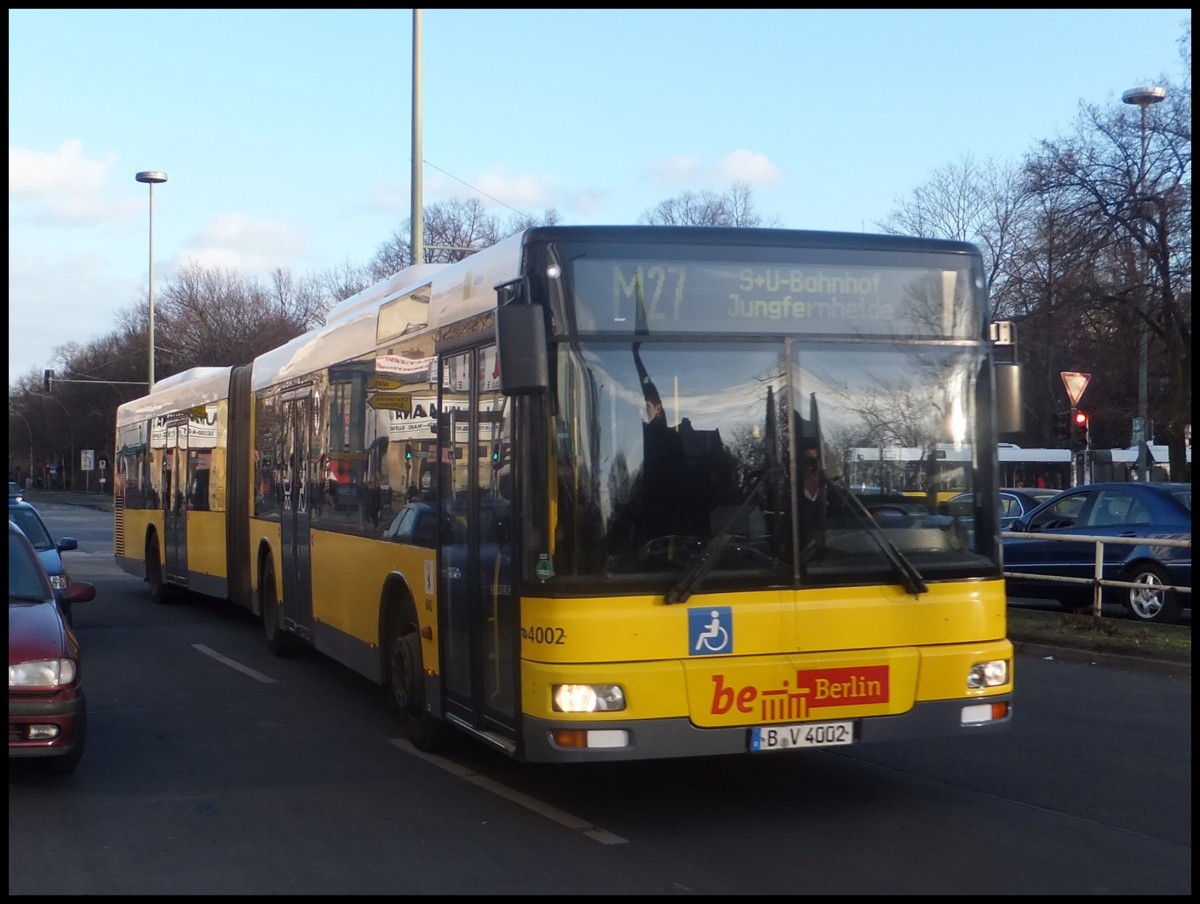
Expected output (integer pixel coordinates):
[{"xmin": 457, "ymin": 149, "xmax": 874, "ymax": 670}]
[{"xmin": 1073, "ymin": 410, "xmax": 1088, "ymax": 427}]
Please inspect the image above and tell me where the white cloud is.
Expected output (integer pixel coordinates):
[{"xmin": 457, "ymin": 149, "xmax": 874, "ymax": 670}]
[
  {"xmin": 8, "ymin": 141, "xmax": 129, "ymax": 228},
  {"xmin": 718, "ymin": 150, "xmax": 782, "ymax": 186},
  {"xmin": 7, "ymin": 245, "xmax": 139, "ymax": 381},
  {"xmin": 8, "ymin": 140, "xmax": 115, "ymax": 198},
  {"xmin": 180, "ymin": 214, "xmax": 310, "ymax": 278}
]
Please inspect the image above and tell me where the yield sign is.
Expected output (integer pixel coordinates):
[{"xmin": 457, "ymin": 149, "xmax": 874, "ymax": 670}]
[{"xmin": 1060, "ymin": 371, "xmax": 1091, "ymax": 407}]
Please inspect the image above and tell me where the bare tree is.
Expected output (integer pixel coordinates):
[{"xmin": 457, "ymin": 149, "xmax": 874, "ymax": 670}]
[
  {"xmin": 1024, "ymin": 69, "xmax": 1191, "ymax": 479},
  {"xmin": 638, "ymin": 182, "xmax": 780, "ymax": 227},
  {"xmin": 878, "ymin": 154, "xmax": 1031, "ymax": 321}
]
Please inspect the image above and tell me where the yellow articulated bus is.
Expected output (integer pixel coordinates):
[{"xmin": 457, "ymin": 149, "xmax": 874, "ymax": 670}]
[{"xmin": 114, "ymin": 225, "xmax": 1021, "ymax": 763}]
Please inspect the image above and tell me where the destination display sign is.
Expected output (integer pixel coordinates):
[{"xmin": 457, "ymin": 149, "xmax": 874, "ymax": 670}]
[{"xmin": 567, "ymin": 259, "xmax": 979, "ymax": 339}]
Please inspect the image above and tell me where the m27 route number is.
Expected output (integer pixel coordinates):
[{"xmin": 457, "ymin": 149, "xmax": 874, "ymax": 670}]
[
  {"xmin": 750, "ymin": 721, "xmax": 854, "ymax": 751},
  {"xmin": 521, "ymin": 625, "xmax": 566, "ymax": 645}
]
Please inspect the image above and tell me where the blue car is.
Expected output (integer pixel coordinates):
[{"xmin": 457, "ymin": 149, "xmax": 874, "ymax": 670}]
[
  {"xmin": 943, "ymin": 487, "xmax": 1059, "ymax": 530},
  {"xmin": 1003, "ymin": 482, "xmax": 1191, "ymax": 624},
  {"xmin": 7, "ymin": 500, "xmax": 81, "ymax": 625}
]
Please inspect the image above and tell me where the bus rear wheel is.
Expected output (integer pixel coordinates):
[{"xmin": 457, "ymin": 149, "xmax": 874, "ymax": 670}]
[
  {"xmin": 260, "ymin": 557, "xmax": 294, "ymax": 657},
  {"xmin": 145, "ymin": 532, "xmax": 172, "ymax": 604},
  {"xmin": 387, "ymin": 616, "xmax": 443, "ymax": 752}
]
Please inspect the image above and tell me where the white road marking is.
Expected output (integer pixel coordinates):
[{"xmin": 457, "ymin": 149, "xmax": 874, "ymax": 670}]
[
  {"xmin": 390, "ymin": 737, "xmax": 628, "ymax": 845},
  {"xmin": 191, "ymin": 644, "xmax": 278, "ymax": 684}
]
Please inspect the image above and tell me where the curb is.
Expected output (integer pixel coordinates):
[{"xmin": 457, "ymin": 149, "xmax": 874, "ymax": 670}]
[{"xmin": 1013, "ymin": 640, "xmax": 1191, "ymax": 677}]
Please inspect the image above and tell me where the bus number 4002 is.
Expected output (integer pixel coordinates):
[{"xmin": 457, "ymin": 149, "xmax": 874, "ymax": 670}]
[{"xmin": 521, "ymin": 625, "xmax": 566, "ymax": 645}]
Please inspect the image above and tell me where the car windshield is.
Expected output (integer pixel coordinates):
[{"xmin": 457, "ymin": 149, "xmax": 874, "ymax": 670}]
[
  {"xmin": 1168, "ymin": 489, "xmax": 1191, "ymax": 511},
  {"xmin": 7, "ymin": 507, "xmax": 53, "ymax": 550}
]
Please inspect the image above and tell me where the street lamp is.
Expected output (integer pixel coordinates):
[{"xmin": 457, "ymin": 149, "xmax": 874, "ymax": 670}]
[
  {"xmin": 135, "ymin": 170, "xmax": 168, "ymax": 392},
  {"xmin": 1121, "ymin": 86, "xmax": 1164, "ymax": 479}
]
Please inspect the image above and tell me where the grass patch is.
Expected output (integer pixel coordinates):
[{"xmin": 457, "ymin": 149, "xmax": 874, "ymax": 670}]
[{"xmin": 1007, "ymin": 607, "xmax": 1191, "ymax": 663}]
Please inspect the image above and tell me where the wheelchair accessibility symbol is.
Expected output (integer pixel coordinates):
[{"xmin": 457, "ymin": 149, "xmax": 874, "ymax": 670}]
[{"xmin": 688, "ymin": 606, "xmax": 733, "ymax": 656}]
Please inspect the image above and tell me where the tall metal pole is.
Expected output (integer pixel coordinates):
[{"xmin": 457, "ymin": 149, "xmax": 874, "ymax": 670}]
[
  {"xmin": 136, "ymin": 171, "xmax": 168, "ymax": 393},
  {"xmin": 1121, "ymin": 87, "xmax": 1164, "ymax": 480},
  {"xmin": 410, "ymin": 9, "xmax": 424, "ymax": 267}
]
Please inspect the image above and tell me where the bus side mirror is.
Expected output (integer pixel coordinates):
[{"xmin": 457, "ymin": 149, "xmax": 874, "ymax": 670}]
[
  {"xmin": 994, "ymin": 363, "xmax": 1023, "ymax": 434},
  {"xmin": 990, "ymin": 321, "xmax": 1023, "ymax": 435},
  {"xmin": 496, "ymin": 298, "xmax": 548, "ymax": 396}
]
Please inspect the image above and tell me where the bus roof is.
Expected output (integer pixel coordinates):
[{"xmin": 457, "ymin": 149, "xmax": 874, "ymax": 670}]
[{"xmin": 115, "ymin": 366, "xmax": 233, "ymax": 427}]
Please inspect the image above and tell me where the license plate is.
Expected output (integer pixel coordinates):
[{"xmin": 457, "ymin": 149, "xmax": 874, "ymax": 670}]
[{"xmin": 750, "ymin": 721, "xmax": 854, "ymax": 751}]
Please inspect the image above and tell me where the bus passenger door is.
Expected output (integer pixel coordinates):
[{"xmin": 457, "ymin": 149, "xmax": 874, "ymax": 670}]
[
  {"xmin": 163, "ymin": 419, "xmax": 188, "ymax": 583},
  {"xmin": 279, "ymin": 386, "xmax": 315, "ymax": 641},
  {"xmin": 440, "ymin": 346, "xmax": 518, "ymax": 742}
]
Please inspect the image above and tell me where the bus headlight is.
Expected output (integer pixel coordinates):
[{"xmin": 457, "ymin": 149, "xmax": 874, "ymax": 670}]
[
  {"xmin": 966, "ymin": 659, "xmax": 1009, "ymax": 689},
  {"xmin": 552, "ymin": 683, "xmax": 626, "ymax": 713}
]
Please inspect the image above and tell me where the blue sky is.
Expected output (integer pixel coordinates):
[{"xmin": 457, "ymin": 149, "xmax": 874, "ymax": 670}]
[{"xmin": 8, "ymin": 9, "xmax": 1190, "ymax": 385}]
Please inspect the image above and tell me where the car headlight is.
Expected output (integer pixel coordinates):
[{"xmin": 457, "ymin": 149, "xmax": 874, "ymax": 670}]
[
  {"xmin": 9, "ymin": 659, "xmax": 77, "ymax": 687},
  {"xmin": 48, "ymin": 574, "xmax": 69, "ymax": 591}
]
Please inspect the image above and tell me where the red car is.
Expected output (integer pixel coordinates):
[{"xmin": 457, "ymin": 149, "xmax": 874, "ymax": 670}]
[{"xmin": 8, "ymin": 519, "xmax": 96, "ymax": 773}]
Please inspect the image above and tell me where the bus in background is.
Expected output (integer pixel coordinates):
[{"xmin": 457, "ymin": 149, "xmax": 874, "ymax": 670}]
[
  {"xmin": 1091, "ymin": 444, "xmax": 1190, "ymax": 483},
  {"xmin": 114, "ymin": 226, "xmax": 1020, "ymax": 763},
  {"xmin": 846, "ymin": 444, "xmax": 1073, "ymax": 500},
  {"xmin": 996, "ymin": 445, "xmax": 1071, "ymax": 490},
  {"xmin": 114, "ymin": 366, "xmax": 248, "ymax": 605},
  {"xmin": 845, "ymin": 444, "xmax": 969, "ymax": 504}
]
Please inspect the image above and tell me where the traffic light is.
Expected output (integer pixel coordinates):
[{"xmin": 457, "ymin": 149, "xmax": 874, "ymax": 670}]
[
  {"xmin": 1052, "ymin": 411, "xmax": 1069, "ymax": 445},
  {"xmin": 1072, "ymin": 409, "xmax": 1089, "ymax": 441},
  {"xmin": 405, "ymin": 443, "xmax": 413, "ymax": 460},
  {"xmin": 44, "ymin": 369, "xmax": 54, "ymax": 392}
]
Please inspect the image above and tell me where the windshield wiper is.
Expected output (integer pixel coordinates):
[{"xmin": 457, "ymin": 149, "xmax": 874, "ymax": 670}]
[
  {"xmin": 823, "ymin": 477, "xmax": 928, "ymax": 596},
  {"xmin": 664, "ymin": 467, "xmax": 778, "ymax": 605}
]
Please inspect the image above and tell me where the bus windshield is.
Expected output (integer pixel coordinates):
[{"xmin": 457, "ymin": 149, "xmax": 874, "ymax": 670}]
[{"xmin": 523, "ymin": 236, "xmax": 997, "ymax": 595}]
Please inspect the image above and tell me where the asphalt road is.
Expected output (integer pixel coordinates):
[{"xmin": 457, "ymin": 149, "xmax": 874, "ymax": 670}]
[{"xmin": 10, "ymin": 499, "xmax": 1191, "ymax": 894}]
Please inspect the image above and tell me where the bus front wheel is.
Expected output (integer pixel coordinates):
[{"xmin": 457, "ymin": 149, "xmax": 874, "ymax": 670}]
[{"xmin": 387, "ymin": 614, "xmax": 443, "ymax": 752}]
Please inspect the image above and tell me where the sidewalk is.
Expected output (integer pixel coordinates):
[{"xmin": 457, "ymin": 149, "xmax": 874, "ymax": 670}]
[{"xmin": 22, "ymin": 489, "xmax": 114, "ymax": 512}]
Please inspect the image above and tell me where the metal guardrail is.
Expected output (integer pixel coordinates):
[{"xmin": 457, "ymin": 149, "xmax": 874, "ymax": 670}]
[{"xmin": 1001, "ymin": 530, "xmax": 1191, "ymax": 617}]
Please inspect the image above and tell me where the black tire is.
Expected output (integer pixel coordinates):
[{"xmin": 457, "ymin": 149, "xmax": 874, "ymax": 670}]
[
  {"xmin": 260, "ymin": 556, "xmax": 294, "ymax": 657},
  {"xmin": 43, "ymin": 695, "xmax": 86, "ymax": 775},
  {"xmin": 145, "ymin": 532, "xmax": 172, "ymax": 605},
  {"xmin": 1117, "ymin": 561, "xmax": 1182, "ymax": 625},
  {"xmin": 386, "ymin": 610, "xmax": 444, "ymax": 752}
]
